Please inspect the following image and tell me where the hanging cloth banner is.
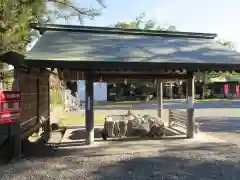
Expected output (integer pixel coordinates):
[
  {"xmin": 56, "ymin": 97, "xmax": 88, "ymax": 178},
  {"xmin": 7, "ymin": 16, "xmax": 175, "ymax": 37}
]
[
  {"xmin": 224, "ymin": 84, "xmax": 228, "ymax": 97},
  {"xmin": 236, "ymin": 84, "xmax": 239, "ymax": 97}
]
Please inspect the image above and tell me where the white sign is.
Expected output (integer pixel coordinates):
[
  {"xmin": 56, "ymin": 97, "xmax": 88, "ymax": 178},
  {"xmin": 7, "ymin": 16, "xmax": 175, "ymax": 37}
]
[
  {"xmin": 87, "ymin": 96, "xmax": 91, "ymax": 110},
  {"xmin": 187, "ymin": 96, "xmax": 194, "ymax": 108}
]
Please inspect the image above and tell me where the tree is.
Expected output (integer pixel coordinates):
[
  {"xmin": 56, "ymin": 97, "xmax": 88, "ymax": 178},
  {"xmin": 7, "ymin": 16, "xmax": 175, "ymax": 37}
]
[
  {"xmin": 195, "ymin": 39, "xmax": 236, "ymax": 99},
  {"xmin": 0, "ymin": 0, "xmax": 106, "ymax": 90},
  {"xmin": 39, "ymin": 0, "xmax": 106, "ymax": 24},
  {"xmin": 109, "ymin": 13, "xmax": 177, "ymax": 101},
  {"xmin": 111, "ymin": 12, "xmax": 176, "ymax": 31},
  {"xmin": 0, "ymin": 0, "xmax": 106, "ymax": 54},
  {"xmin": 217, "ymin": 39, "xmax": 235, "ymax": 49}
]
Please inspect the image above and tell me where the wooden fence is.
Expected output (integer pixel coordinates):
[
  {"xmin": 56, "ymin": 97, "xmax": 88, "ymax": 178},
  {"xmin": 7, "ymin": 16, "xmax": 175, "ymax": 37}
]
[{"xmin": 169, "ymin": 109, "xmax": 199, "ymax": 134}]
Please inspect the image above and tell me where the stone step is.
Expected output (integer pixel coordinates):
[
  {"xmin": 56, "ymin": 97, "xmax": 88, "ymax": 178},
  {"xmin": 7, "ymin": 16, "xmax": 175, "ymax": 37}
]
[{"xmin": 46, "ymin": 129, "xmax": 66, "ymax": 147}]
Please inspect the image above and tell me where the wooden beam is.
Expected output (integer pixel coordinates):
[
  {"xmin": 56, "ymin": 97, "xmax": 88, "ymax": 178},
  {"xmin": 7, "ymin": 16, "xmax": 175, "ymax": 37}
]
[
  {"xmin": 93, "ymin": 69, "xmax": 187, "ymax": 74},
  {"xmin": 92, "ymin": 73, "xmax": 190, "ymax": 81}
]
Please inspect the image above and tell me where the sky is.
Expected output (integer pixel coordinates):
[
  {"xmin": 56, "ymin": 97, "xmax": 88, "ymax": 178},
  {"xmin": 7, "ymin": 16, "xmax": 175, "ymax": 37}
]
[{"xmin": 53, "ymin": 0, "xmax": 240, "ymax": 51}]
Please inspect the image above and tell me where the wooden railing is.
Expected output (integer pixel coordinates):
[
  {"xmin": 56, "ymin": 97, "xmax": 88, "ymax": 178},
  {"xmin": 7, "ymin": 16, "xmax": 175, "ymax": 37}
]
[
  {"xmin": 169, "ymin": 110, "xmax": 187, "ymax": 128},
  {"xmin": 169, "ymin": 109, "xmax": 199, "ymax": 133}
]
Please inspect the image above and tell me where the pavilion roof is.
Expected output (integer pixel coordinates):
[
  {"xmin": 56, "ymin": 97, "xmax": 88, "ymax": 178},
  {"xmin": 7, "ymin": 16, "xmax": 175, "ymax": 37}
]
[{"xmin": 24, "ymin": 24, "xmax": 240, "ymax": 72}]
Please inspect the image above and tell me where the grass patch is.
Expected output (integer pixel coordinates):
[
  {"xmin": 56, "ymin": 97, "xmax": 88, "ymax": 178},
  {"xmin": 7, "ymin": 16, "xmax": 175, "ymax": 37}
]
[
  {"xmin": 50, "ymin": 89, "xmax": 64, "ymax": 105},
  {"xmin": 195, "ymin": 98, "xmax": 229, "ymax": 102},
  {"xmin": 59, "ymin": 98, "xmax": 233, "ymax": 127},
  {"xmin": 95, "ymin": 98, "xmax": 231, "ymax": 107},
  {"xmin": 95, "ymin": 100, "xmax": 143, "ymax": 106},
  {"xmin": 59, "ymin": 111, "xmax": 106, "ymax": 127}
]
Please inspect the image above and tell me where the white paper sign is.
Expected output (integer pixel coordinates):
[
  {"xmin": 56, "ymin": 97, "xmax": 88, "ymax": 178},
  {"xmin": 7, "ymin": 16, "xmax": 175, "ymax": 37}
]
[
  {"xmin": 87, "ymin": 96, "xmax": 91, "ymax": 110},
  {"xmin": 187, "ymin": 96, "xmax": 194, "ymax": 108}
]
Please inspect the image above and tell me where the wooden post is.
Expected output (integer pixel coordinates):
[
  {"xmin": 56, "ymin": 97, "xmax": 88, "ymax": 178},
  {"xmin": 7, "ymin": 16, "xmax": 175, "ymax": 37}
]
[
  {"xmin": 11, "ymin": 122, "xmax": 22, "ymax": 158},
  {"xmin": 85, "ymin": 72, "xmax": 94, "ymax": 145},
  {"xmin": 157, "ymin": 80, "xmax": 163, "ymax": 118},
  {"xmin": 186, "ymin": 72, "xmax": 195, "ymax": 138},
  {"xmin": 11, "ymin": 67, "xmax": 22, "ymax": 158},
  {"xmin": 43, "ymin": 78, "xmax": 51, "ymax": 142},
  {"xmin": 185, "ymin": 80, "xmax": 188, "ymax": 104},
  {"xmin": 202, "ymin": 72, "xmax": 207, "ymax": 99},
  {"xmin": 77, "ymin": 80, "xmax": 81, "ymax": 107},
  {"xmin": 35, "ymin": 78, "xmax": 40, "ymax": 135},
  {"xmin": 168, "ymin": 110, "xmax": 172, "ymax": 127},
  {"xmin": 169, "ymin": 82, "xmax": 173, "ymax": 99}
]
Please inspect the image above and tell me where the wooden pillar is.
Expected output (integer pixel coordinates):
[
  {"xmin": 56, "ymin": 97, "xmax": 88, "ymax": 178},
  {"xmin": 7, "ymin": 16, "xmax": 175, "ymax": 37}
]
[
  {"xmin": 169, "ymin": 82, "xmax": 173, "ymax": 99},
  {"xmin": 11, "ymin": 67, "xmax": 22, "ymax": 158},
  {"xmin": 77, "ymin": 80, "xmax": 80, "ymax": 107},
  {"xmin": 157, "ymin": 80, "xmax": 163, "ymax": 118},
  {"xmin": 202, "ymin": 72, "xmax": 207, "ymax": 99},
  {"xmin": 35, "ymin": 78, "xmax": 40, "ymax": 135},
  {"xmin": 85, "ymin": 72, "xmax": 94, "ymax": 145},
  {"xmin": 185, "ymin": 80, "xmax": 188, "ymax": 103},
  {"xmin": 186, "ymin": 72, "xmax": 195, "ymax": 138},
  {"xmin": 43, "ymin": 78, "xmax": 51, "ymax": 142}
]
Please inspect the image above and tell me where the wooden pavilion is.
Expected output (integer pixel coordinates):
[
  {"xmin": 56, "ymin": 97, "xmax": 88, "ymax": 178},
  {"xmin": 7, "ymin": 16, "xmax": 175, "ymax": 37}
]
[{"xmin": 23, "ymin": 23, "xmax": 240, "ymax": 145}]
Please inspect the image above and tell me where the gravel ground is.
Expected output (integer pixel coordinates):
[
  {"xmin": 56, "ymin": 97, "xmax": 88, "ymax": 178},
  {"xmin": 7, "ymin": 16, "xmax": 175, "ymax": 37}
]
[
  {"xmin": 1, "ymin": 104, "xmax": 239, "ymax": 180},
  {"xmin": 0, "ymin": 141, "xmax": 240, "ymax": 180}
]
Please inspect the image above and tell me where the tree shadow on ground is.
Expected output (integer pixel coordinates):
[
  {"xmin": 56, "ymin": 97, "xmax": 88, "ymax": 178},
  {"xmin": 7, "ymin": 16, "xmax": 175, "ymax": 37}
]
[
  {"xmin": 19, "ymin": 128, "xmax": 188, "ymax": 159},
  {"xmin": 196, "ymin": 116, "xmax": 240, "ymax": 133},
  {"xmin": 14, "ymin": 136, "xmax": 240, "ymax": 160},
  {"xmin": 1, "ymin": 140, "xmax": 240, "ymax": 180},
  {"xmin": 68, "ymin": 127, "xmax": 103, "ymax": 140},
  {"xmin": 91, "ymin": 151, "xmax": 240, "ymax": 180}
]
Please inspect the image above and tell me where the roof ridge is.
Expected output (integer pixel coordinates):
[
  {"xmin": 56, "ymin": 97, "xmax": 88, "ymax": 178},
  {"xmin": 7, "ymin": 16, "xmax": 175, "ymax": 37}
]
[{"xmin": 30, "ymin": 23, "xmax": 217, "ymax": 39}]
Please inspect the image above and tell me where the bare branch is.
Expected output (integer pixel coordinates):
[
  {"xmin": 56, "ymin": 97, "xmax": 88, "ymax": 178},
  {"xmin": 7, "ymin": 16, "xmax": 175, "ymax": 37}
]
[{"xmin": 46, "ymin": 0, "xmax": 95, "ymax": 16}]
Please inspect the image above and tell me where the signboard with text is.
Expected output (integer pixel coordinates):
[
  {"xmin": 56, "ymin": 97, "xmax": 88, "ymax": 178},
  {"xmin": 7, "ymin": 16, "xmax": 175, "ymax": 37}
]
[{"xmin": 0, "ymin": 90, "xmax": 21, "ymax": 124}]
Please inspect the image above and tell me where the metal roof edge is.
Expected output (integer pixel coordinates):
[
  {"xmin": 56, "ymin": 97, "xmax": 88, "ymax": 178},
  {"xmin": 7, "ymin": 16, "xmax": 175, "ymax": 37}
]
[{"xmin": 30, "ymin": 23, "xmax": 218, "ymax": 39}]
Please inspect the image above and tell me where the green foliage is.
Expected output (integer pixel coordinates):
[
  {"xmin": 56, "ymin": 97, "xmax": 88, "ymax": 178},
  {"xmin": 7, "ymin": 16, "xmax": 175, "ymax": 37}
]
[
  {"xmin": 217, "ymin": 39, "xmax": 235, "ymax": 49},
  {"xmin": 109, "ymin": 12, "xmax": 178, "ymax": 95},
  {"xmin": 0, "ymin": 0, "xmax": 44, "ymax": 53},
  {"xmin": 111, "ymin": 12, "xmax": 177, "ymax": 31},
  {"xmin": 0, "ymin": 0, "xmax": 106, "ymax": 54},
  {"xmin": 195, "ymin": 40, "xmax": 237, "ymax": 83},
  {"xmin": 195, "ymin": 70, "xmax": 238, "ymax": 84}
]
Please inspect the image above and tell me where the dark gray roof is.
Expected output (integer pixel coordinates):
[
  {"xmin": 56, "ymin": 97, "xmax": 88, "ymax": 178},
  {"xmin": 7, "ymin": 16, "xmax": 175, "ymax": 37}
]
[{"xmin": 25, "ymin": 29, "xmax": 240, "ymax": 69}]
